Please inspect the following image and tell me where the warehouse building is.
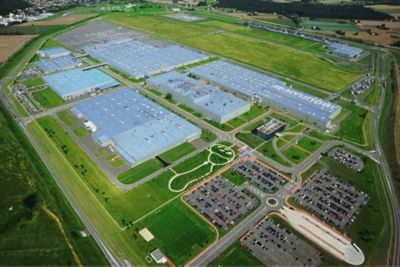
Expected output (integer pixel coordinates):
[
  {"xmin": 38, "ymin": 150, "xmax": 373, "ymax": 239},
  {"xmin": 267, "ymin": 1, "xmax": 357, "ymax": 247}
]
[
  {"xmin": 36, "ymin": 54, "xmax": 82, "ymax": 74},
  {"xmin": 38, "ymin": 46, "xmax": 71, "ymax": 58},
  {"xmin": 189, "ymin": 60, "xmax": 341, "ymax": 128},
  {"xmin": 43, "ymin": 68, "xmax": 119, "ymax": 100},
  {"xmin": 328, "ymin": 42, "xmax": 363, "ymax": 59},
  {"xmin": 254, "ymin": 119, "xmax": 287, "ymax": 140},
  {"xmin": 72, "ymin": 88, "xmax": 201, "ymax": 166},
  {"xmin": 147, "ymin": 71, "xmax": 250, "ymax": 124},
  {"xmin": 84, "ymin": 39, "xmax": 209, "ymax": 80}
]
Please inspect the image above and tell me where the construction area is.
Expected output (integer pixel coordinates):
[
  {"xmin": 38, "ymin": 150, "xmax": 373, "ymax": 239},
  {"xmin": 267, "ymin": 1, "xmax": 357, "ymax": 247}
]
[{"xmin": 147, "ymin": 71, "xmax": 250, "ymax": 123}]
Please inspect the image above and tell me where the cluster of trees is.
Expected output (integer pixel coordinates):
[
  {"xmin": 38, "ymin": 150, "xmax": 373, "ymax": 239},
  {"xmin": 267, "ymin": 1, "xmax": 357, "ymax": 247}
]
[
  {"xmin": 216, "ymin": 0, "xmax": 393, "ymax": 20},
  {"xmin": 0, "ymin": 0, "xmax": 30, "ymax": 16}
]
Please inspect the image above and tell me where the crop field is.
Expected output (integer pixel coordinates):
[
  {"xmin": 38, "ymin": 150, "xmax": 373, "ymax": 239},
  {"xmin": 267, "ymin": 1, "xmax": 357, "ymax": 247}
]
[
  {"xmin": 32, "ymin": 88, "xmax": 65, "ymax": 109},
  {"xmin": 17, "ymin": 13, "xmax": 97, "ymax": 26},
  {"xmin": 0, "ymin": 103, "xmax": 107, "ymax": 266},
  {"xmin": 107, "ymin": 14, "xmax": 364, "ymax": 91},
  {"xmin": 0, "ymin": 35, "xmax": 36, "ymax": 63},
  {"xmin": 117, "ymin": 159, "xmax": 164, "ymax": 184}
]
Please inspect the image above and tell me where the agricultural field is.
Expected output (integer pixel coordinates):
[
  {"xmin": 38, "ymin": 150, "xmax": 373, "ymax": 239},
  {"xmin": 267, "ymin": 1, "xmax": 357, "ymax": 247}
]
[
  {"xmin": 32, "ymin": 88, "xmax": 65, "ymax": 109},
  {"xmin": 0, "ymin": 102, "xmax": 107, "ymax": 266},
  {"xmin": 0, "ymin": 35, "xmax": 36, "ymax": 63},
  {"xmin": 107, "ymin": 14, "xmax": 364, "ymax": 91},
  {"xmin": 17, "ymin": 13, "xmax": 97, "ymax": 27}
]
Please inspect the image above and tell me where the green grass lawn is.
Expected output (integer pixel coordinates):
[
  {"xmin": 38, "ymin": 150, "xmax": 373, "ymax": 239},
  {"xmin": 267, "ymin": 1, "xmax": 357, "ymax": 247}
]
[
  {"xmin": 270, "ymin": 113, "xmax": 298, "ymax": 127},
  {"xmin": 111, "ymin": 158, "xmax": 125, "ymax": 168},
  {"xmin": 301, "ymin": 162, "xmax": 325, "ymax": 182},
  {"xmin": 243, "ymin": 118, "xmax": 266, "ymax": 131},
  {"xmin": 133, "ymin": 199, "xmax": 217, "ymax": 265},
  {"xmin": 283, "ymin": 145, "xmax": 311, "ymax": 164},
  {"xmin": 201, "ymin": 129, "xmax": 217, "ymax": 143},
  {"xmin": 159, "ymin": 142, "xmax": 196, "ymax": 164},
  {"xmin": 226, "ymin": 105, "xmax": 266, "ymax": 128},
  {"xmin": 24, "ymin": 77, "xmax": 45, "ymax": 88},
  {"xmin": 107, "ymin": 14, "xmax": 364, "ymax": 92},
  {"xmin": 257, "ymin": 141, "xmax": 291, "ymax": 167},
  {"xmin": 236, "ymin": 132, "xmax": 264, "ymax": 148},
  {"xmin": 210, "ymin": 241, "xmax": 262, "ymax": 267},
  {"xmin": 32, "ymin": 88, "xmax": 65, "ymax": 109},
  {"xmin": 73, "ymin": 127, "xmax": 88, "ymax": 138},
  {"xmin": 222, "ymin": 169, "xmax": 247, "ymax": 186},
  {"xmin": 296, "ymin": 136, "xmax": 323, "ymax": 153},
  {"xmin": 117, "ymin": 159, "xmax": 163, "ymax": 184},
  {"xmin": 178, "ymin": 103, "xmax": 203, "ymax": 118},
  {"xmin": 0, "ymin": 102, "xmax": 107, "ymax": 266},
  {"xmin": 308, "ymin": 130, "xmax": 336, "ymax": 142},
  {"xmin": 57, "ymin": 110, "xmax": 77, "ymax": 126},
  {"xmin": 301, "ymin": 19, "xmax": 360, "ymax": 32}
]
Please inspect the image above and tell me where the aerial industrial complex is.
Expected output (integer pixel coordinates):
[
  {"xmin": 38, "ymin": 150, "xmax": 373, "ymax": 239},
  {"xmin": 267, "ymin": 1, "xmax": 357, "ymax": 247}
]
[
  {"xmin": 43, "ymin": 68, "xmax": 119, "ymax": 100},
  {"xmin": 72, "ymin": 88, "xmax": 201, "ymax": 166},
  {"xmin": 147, "ymin": 71, "xmax": 250, "ymax": 123},
  {"xmin": 189, "ymin": 60, "xmax": 342, "ymax": 128},
  {"xmin": 84, "ymin": 39, "xmax": 209, "ymax": 79},
  {"xmin": 2, "ymin": 4, "xmax": 396, "ymax": 267}
]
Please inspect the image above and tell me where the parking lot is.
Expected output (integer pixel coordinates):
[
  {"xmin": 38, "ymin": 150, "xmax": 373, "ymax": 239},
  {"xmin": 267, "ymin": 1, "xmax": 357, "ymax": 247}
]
[
  {"xmin": 330, "ymin": 148, "xmax": 364, "ymax": 172},
  {"xmin": 232, "ymin": 160, "xmax": 287, "ymax": 193},
  {"xmin": 185, "ymin": 176, "xmax": 259, "ymax": 229},
  {"xmin": 241, "ymin": 218, "xmax": 324, "ymax": 266},
  {"xmin": 292, "ymin": 172, "xmax": 368, "ymax": 229},
  {"xmin": 351, "ymin": 75, "xmax": 374, "ymax": 96}
]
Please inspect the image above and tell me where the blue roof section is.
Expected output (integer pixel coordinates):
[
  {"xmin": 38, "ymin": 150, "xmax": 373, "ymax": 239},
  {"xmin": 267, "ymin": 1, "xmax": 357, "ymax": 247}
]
[
  {"xmin": 189, "ymin": 60, "xmax": 341, "ymax": 127},
  {"xmin": 148, "ymin": 71, "xmax": 250, "ymax": 123},
  {"xmin": 73, "ymin": 88, "xmax": 201, "ymax": 165},
  {"xmin": 36, "ymin": 54, "xmax": 81, "ymax": 73},
  {"xmin": 328, "ymin": 42, "xmax": 363, "ymax": 58},
  {"xmin": 43, "ymin": 68, "xmax": 119, "ymax": 98},
  {"xmin": 84, "ymin": 39, "xmax": 209, "ymax": 79},
  {"xmin": 40, "ymin": 46, "xmax": 70, "ymax": 58}
]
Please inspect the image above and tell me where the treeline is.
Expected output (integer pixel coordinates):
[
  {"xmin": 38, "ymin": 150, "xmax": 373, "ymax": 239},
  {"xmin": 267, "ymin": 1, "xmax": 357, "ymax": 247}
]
[
  {"xmin": 0, "ymin": 0, "xmax": 30, "ymax": 16},
  {"xmin": 216, "ymin": 0, "xmax": 393, "ymax": 20}
]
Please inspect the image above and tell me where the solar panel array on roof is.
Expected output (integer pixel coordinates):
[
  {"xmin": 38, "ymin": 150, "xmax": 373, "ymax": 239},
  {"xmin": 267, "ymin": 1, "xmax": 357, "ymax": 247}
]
[
  {"xmin": 328, "ymin": 42, "xmax": 363, "ymax": 59},
  {"xmin": 189, "ymin": 60, "xmax": 341, "ymax": 128},
  {"xmin": 43, "ymin": 68, "xmax": 119, "ymax": 100},
  {"xmin": 36, "ymin": 54, "xmax": 82, "ymax": 73},
  {"xmin": 83, "ymin": 39, "xmax": 209, "ymax": 79},
  {"xmin": 72, "ymin": 88, "xmax": 201, "ymax": 166},
  {"xmin": 148, "ymin": 71, "xmax": 250, "ymax": 123},
  {"xmin": 39, "ymin": 46, "xmax": 71, "ymax": 58}
]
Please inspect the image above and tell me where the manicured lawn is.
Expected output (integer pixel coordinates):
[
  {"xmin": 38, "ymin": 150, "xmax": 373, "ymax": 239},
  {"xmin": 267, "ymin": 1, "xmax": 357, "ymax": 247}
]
[
  {"xmin": 257, "ymin": 141, "xmax": 291, "ymax": 167},
  {"xmin": 134, "ymin": 199, "xmax": 217, "ymax": 265},
  {"xmin": 300, "ymin": 161, "xmax": 325, "ymax": 182},
  {"xmin": 226, "ymin": 105, "xmax": 266, "ymax": 128},
  {"xmin": 24, "ymin": 77, "xmax": 45, "ymax": 88},
  {"xmin": 32, "ymin": 88, "xmax": 65, "ymax": 109},
  {"xmin": 276, "ymin": 138, "xmax": 288, "ymax": 149},
  {"xmin": 73, "ymin": 127, "xmax": 88, "ymax": 138},
  {"xmin": 236, "ymin": 132, "xmax": 264, "ymax": 148},
  {"xmin": 222, "ymin": 169, "xmax": 247, "ymax": 186},
  {"xmin": 283, "ymin": 145, "xmax": 310, "ymax": 164},
  {"xmin": 111, "ymin": 159, "xmax": 125, "ymax": 167},
  {"xmin": 205, "ymin": 119, "xmax": 234, "ymax": 131},
  {"xmin": 108, "ymin": 14, "xmax": 364, "ymax": 91},
  {"xmin": 270, "ymin": 113, "xmax": 298, "ymax": 127},
  {"xmin": 57, "ymin": 110, "xmax": 77, "ymax": 126},
  {"xmin": 117, "ymin": 159, "xmax": 164, "ymax": 184},
  {"xmin": 308, "ymin": 130, "xmax": 336, "ymax": 142},
  {"xmin": 159, "ymin": 142, "xmax": 196, "ymax": 164},
  {"xmin": 243, "ymin": 119, "xmax": 266, "ymax": 131},
  {"xmin": 301, "ymin": 19, "xmax": 360, "ymax": 32},
  {"xmin": 210, "ymin": 241, "xmax": 262, "ymax": 267},
  {"xmin": 178, "ymin": 103, "xmax": 202, "ymax": 118},
  {"xmin": 296, "ymin": 136, "xmax": 323, "ymax": 153},
  {"xmin": 201, "ymin": 129, "xmax": 217, "ymax": 143}
]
